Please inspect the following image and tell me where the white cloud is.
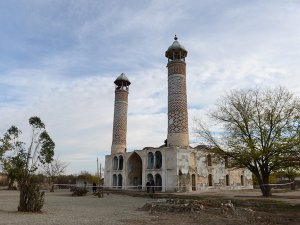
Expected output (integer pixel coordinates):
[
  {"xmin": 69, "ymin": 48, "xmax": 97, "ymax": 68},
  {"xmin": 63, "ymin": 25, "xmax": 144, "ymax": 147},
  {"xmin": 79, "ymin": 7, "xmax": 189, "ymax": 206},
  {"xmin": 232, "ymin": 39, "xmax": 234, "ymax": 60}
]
[{"xmin": 1, "ymin": 0, "xmax": 300, "ymax": 174}]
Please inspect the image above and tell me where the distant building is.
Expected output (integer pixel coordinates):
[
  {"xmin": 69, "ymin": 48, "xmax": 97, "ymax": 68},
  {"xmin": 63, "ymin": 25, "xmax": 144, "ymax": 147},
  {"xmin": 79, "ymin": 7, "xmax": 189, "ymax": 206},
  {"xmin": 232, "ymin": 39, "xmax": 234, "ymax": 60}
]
[
  {"xmin": 0, "ymin": 173, "xmax": 8, "ymax": 186},
  {"xmin": 104, "ymin": 36, "xmax": 253, "ymax": 192}
]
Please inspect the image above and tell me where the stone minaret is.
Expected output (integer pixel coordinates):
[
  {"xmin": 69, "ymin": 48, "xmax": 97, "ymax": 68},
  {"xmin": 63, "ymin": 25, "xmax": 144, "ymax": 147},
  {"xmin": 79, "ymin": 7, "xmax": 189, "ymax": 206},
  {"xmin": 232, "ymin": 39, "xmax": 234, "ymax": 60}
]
[
  {"xmin": 165, "ymin": 35, "xmax": 189, "ymax": 147},
  {"xmin": 111, "ymin": 73, "xmax": 131, "ymax": 154}
]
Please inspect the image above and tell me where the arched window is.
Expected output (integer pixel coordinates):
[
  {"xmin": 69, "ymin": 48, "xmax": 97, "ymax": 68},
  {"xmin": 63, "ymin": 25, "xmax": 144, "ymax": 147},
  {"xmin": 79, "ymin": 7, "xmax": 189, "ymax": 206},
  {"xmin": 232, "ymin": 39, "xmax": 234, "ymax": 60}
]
[
  {"xmin": 118, "ymin": 174, "xmax": 123, "ymax": 188},
  {"xmin": 207, "ymin": 154, "xmax": 212, "ymax": 166},
  {"xmin": 155, "ymin": 174, "xmax": 162, "ymax": 191},
  {"xmin": 147, "ymin": 152, "xmax": 154, "ymax": 169},
  {"xmin": 147, "ymin": 173, "xmax": 154, "ymax": 182},
  {"xmin": 226, "ymin": 174, "xmax": 230, "ymax": 186},
  {"xmin": 241, "ymin": 175, "xmax": 244, "ymax": 186},
  {"xmin": 155, "ymin": 151, "xmax": 162, "ymax": 169},
  {"xmin": 112, "ymin": 174, "xmax": 117, "ymax": 187},
  {"xmin": 208, "ymin": 174, "xmax": 213, "ymax": 186},
  {"xmin": 192, "ymin": 174, "xmax": 196, "ymax": 191},
  {"xmin": 118, "ymin": 155, "xmax": 123, "ymax": 170},
  {"xmin": 113, "ymin": 156, "xmax": 118, "ymax": 170}
]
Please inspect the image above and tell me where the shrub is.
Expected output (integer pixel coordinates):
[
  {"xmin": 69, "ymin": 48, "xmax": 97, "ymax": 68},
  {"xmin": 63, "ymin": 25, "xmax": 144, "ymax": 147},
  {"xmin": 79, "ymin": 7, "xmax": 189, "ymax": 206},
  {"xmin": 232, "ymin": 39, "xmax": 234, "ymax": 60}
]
[{"xmin": 71, "ymin": 187, "xmax": 88, "ymax": 196}]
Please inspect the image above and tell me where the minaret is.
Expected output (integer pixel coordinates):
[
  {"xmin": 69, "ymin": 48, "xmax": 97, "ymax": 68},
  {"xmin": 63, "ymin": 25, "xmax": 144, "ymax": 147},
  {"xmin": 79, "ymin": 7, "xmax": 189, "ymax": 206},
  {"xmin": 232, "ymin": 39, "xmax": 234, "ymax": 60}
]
[
  {"xmin": 165, "ymin": 35, "xmax": 189, "ymax": 147},
  {"xmin": 111, "ymin": 73, "xmax": 131, "ymax": 154}
]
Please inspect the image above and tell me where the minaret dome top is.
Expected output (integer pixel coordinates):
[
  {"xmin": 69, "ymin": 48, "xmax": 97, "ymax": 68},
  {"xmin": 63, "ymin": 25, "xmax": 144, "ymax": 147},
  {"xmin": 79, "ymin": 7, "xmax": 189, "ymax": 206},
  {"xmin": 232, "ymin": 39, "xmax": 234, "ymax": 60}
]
[
  {"xmin": 114, "ymin": 73, "xmax": 131, "ymax": 86},
  {"xmin": 165, "ymin": 35, "xmax": 188, "ymax": 60}
]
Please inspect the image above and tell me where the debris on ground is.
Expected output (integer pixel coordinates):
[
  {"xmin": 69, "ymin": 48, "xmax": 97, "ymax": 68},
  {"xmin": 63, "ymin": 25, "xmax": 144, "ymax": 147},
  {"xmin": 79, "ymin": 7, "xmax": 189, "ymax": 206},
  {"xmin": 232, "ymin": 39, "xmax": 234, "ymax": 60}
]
[
  {"xmin": 220, "ymin": 200, "xmax": 235, "ymax": 214},
  {"xmin": 140, "ymin": 199, "xmax": 206, "ymax": 213},
  {"xmin": 139, "ymin": 198, "xmax": 259, "ymax": 221}
]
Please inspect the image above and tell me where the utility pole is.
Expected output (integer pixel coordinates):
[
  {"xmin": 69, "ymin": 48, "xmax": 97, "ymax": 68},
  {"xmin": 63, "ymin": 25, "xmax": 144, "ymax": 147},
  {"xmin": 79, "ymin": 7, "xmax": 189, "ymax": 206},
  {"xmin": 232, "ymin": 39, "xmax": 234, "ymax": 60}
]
[
  {"xmin": 97, "ymin": 157, "xmax": 100, "ymax": 185},
  {"xmin": 100, "ymin": 163, "xmax": 102, "ymax": 181}
]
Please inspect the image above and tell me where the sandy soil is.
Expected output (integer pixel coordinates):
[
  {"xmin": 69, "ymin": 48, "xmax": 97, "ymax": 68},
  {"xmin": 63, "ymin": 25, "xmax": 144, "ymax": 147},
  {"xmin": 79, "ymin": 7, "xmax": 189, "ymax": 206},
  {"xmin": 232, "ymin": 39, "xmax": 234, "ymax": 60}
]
[{"xmin": 0, "ymin": 189, "xmax": 299, "ymax": 225}]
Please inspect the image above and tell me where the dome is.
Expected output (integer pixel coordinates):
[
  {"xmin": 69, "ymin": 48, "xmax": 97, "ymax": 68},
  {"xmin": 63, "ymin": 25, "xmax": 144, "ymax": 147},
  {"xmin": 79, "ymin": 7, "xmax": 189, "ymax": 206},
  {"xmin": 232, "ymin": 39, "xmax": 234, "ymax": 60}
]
[
  {"xmin": 165, "ymin": 35, "xmax": 188, "ymax": 59},
  {"xmin": 114, "ymin": 73, "xmax": 131, "ymax": 86}
]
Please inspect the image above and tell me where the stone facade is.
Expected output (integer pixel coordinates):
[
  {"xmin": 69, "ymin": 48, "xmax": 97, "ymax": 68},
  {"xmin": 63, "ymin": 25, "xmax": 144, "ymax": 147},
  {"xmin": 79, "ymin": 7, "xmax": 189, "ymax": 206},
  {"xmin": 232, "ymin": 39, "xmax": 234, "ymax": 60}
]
[
  {"xmin": 104, "ymin": 37, "xmax": 253, "ymax": 192},
  {"xmin": 104, "ymin": 146, "xmax": 253, "ymax": 192}
]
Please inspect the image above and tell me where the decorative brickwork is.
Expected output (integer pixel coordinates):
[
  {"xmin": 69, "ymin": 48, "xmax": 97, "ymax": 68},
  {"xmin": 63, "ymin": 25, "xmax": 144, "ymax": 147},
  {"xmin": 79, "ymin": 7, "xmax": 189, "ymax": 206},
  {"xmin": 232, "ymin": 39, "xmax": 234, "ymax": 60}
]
[
  {"xmin": 168, "ymin": 62, "xmax": 186, "ymax": 76},
  {"xmin": 111, "ymin": 90, "xmax": 128, "ymax": 154},
  {"xmin": 167, "ymin": 61, "xmax": 189, "ymax": 147},
  {"xmin": 115, "ymin": 90, "xmax": 128, "ymax": 102}
]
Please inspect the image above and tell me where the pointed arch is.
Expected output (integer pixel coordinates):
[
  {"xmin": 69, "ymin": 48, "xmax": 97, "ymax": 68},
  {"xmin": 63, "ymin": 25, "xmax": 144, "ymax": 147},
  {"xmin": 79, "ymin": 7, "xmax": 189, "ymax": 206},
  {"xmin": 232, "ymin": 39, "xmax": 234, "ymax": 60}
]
[
  {"xmin": 118, "ymin": 174, "xmax": 123, "ymax": 188},
  {"xmin": 113, "ymin": 156, "xmax": 118, "ymax": 170},
  {"xmin": 155, "ymin": 174, "xmax": 162, "ymax": 191},
  {"xmin": 118, "ymin": 155, "xmax": 123, "ymax": 170},
  {"xmin": 127, "ymin": 152, "xmax": 142, "ymax": 188},
  {"xmin": 155, "ymin": 151, "xmax": 162, "ymax": 169},
  {"xmin": 147, "ymin": 152, "xmax": 154, "ymax": 169}
]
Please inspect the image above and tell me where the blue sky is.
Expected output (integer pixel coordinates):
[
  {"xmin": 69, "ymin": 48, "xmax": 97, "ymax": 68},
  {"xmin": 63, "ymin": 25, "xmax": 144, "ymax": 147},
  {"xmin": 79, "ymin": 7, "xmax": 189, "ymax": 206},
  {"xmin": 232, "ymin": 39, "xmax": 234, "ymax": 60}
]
[{"xmin": 1, "ymin": 0, "xmax": 300, "ymax": 174}]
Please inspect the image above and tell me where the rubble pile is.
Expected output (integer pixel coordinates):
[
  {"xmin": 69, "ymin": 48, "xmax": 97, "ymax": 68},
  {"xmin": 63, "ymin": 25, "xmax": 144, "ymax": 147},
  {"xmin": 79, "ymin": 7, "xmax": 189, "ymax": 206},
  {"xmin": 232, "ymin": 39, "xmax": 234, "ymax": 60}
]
[
  {"xmin": 140, "ymin": 199, "xmax": 206, "ymax": 213},
  {"xmin": 140, "ymin": 198, "xmax": 243, "ymax": 216}
]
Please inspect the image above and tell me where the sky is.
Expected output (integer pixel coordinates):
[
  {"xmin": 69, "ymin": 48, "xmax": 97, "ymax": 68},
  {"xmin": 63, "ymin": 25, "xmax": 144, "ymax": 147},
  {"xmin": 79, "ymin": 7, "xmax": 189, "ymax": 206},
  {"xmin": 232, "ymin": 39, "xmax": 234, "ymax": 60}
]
[{"xmin": 1, "ymin": 0, "xmax": 300, "ymax": 174}]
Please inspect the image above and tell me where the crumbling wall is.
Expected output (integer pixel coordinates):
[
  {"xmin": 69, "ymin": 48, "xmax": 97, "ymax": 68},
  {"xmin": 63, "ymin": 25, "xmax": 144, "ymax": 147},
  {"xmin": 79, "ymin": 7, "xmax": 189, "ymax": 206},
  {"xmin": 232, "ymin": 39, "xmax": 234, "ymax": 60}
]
[
  {"xmin": 177, "ymin": 150, "xmax": 192, "ymax": 191},
  {"xmin": 193, "ymin": 149, "xmax": 253, "ymax": 190}
]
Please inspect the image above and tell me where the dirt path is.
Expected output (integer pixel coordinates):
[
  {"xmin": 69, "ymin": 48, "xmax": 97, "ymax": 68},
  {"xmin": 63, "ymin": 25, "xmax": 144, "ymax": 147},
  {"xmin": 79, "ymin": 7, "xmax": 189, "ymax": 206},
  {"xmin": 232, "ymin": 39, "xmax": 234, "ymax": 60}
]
[{"xmin": 0, "ymin": 189, "xmax": 299, "ymax": 225}]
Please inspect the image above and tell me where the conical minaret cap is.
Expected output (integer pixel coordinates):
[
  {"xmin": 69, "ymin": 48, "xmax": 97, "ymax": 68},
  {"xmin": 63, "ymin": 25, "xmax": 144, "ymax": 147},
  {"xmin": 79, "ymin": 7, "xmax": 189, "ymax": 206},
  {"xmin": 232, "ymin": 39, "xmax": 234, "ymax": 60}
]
[
  {"xmin": 165, "ymin": 35, "xmax": 188, "ymax": 59},
  {"xmin": 114, "ymin": 73, "xmax": 131, "ymax": 86}
]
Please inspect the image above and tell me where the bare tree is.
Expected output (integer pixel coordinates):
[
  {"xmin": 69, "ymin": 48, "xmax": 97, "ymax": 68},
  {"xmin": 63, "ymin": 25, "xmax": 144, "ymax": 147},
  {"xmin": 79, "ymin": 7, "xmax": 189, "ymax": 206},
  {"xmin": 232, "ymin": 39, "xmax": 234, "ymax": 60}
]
[
  {"xmin": 195, "ymin": 87, "xmax": 300, "ymax": 197},
  {"xmin": 41, "ymin": 157, "xmax": 69, "ymax": 192}
]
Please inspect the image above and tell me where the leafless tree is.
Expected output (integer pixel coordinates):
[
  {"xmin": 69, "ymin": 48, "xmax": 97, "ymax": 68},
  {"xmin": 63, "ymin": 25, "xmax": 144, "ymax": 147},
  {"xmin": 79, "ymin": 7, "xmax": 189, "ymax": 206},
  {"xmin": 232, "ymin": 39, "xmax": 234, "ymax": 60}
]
[{"xmin": 41, "ymin": 157, "xmax": 68, "ymax": 192}]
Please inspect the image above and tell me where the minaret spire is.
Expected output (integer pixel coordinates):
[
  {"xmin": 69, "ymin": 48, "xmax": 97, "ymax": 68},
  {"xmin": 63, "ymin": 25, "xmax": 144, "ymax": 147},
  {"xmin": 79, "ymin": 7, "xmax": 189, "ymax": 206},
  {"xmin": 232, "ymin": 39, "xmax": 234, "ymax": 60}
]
[
  {"xmin": 111, "ymin": 73, "xmax": 131, "ymax": 154},
  {"xmin": 165, "ymin": 36, "xmax": 189, "ymax": 147}
]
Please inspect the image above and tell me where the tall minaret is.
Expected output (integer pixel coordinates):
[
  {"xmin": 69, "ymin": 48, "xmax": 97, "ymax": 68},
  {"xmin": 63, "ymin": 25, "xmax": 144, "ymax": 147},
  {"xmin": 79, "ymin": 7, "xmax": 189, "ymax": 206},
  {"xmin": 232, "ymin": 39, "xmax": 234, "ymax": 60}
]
[
  {"xmin": 165, "ymin": 35, "xmax": 189, "ymax": 147},
  {"xmin": 111, "ymin": 73, "xmax": 131, "ymax": 154}
]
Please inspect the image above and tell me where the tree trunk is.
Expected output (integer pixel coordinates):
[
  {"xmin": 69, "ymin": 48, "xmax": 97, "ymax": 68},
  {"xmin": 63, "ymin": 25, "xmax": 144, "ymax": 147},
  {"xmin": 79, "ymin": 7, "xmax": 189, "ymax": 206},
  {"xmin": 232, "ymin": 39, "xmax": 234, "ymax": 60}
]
[
  {"xmin": 18, "ymin": 178, "xmax": 45, "ymax": 212},
  {"xmin": 254, "ymin": 172, "xmax": 272, "ymax": 197},
  {"xmin": 260, "ymin": 174, "xmax": 272, "ymax": 197},
  {"xmin": 259, "ymin": 183, "xmax": 272, "ymax": 197},
  {"xmin": 289, "ymin": 178, "xmax": 296, "ymax": 190},
  {"xmin": 18, "ymin": 181, "xmax": 29, "ymax": 211}
]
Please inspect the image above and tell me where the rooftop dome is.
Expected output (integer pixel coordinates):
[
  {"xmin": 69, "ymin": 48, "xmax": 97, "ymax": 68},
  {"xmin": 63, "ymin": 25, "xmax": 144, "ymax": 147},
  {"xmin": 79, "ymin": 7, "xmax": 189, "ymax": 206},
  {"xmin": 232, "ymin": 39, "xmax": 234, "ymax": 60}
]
[
  {"xmin": 114, "ymin": 73, "xmax": 131, "ymax": 86},
  {"xmin": 165, "ymin": 35, "xmax": 188, "ymax": 59}
]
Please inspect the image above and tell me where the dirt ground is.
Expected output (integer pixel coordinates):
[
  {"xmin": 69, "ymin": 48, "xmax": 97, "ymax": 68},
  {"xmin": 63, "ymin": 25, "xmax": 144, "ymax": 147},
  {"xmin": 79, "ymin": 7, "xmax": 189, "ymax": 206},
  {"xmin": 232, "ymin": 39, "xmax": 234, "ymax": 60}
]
[{"xmin": 0, "ymin": 189, "xmax": 299, "ymax": 225}]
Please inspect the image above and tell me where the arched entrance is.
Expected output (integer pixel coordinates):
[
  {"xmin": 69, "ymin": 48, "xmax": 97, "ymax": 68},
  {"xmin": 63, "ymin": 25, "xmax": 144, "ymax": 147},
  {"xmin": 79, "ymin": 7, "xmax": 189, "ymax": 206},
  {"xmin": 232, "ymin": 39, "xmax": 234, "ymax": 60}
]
[
  {"xmin": 112, "ymin": 174, "xmax": 117, "ymax": 187},
  {"xmin": 147, "ymin": 173, "xmax": 154, "ymax": 182},
  {"xmin": 118, "ymin": 174, "xmax": 123, "ymax": 188},
  {"xmin": 127, "ymin": 152, "xmax": 142, "ymax": 189},
  {"xmin": 155, "ymin": 174, "xmax": 162, "ymax": 192}
]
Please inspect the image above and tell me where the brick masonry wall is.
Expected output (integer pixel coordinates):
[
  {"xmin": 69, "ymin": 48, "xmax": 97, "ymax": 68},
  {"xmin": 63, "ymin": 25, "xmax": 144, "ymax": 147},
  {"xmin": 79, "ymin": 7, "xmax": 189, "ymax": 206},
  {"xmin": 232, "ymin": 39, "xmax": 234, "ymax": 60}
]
[
  {"xmin": 111, "ymin": 90, "xmax": 128, "ymax": 154},
  {"xmin": 167, "ymin": 60, "xmax": 189, "ymax": 147}
]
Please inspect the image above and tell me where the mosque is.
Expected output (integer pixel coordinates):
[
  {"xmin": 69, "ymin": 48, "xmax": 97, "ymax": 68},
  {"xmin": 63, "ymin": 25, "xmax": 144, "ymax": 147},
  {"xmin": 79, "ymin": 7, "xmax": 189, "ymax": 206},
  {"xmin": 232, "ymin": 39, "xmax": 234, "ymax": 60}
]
[{"xmin": 104, "ymin": 36, "xmax": 253, "ymax": 192}]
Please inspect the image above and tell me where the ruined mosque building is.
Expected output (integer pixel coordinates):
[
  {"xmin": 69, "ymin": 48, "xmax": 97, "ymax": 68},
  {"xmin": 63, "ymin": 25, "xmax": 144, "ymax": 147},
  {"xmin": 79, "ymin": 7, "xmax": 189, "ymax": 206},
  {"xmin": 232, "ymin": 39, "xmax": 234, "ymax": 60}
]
[{"xmin": 104, "ymin": 36, "xmax": 253, "ymax": 192}]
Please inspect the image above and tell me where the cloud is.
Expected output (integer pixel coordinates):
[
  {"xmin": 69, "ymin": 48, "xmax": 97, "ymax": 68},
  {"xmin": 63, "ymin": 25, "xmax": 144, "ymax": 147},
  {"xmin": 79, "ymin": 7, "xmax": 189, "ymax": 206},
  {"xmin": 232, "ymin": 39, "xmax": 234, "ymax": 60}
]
[{"xmin": 1, "ymin": 0, "xmax": 300, "ymax": 174}]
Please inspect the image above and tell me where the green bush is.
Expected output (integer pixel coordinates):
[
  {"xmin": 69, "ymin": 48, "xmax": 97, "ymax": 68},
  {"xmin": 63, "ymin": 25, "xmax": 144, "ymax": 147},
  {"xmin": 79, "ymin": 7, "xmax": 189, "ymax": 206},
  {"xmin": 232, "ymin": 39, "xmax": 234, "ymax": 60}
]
[{"xmin": 18, "ymin": 183, "xmax": 45, "ymax": 212}]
